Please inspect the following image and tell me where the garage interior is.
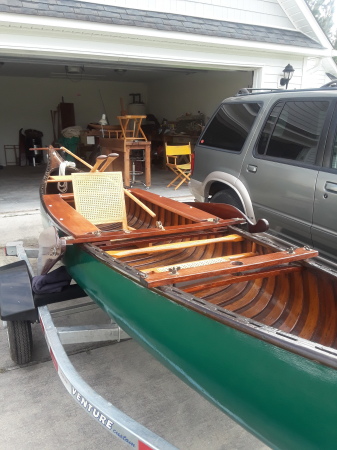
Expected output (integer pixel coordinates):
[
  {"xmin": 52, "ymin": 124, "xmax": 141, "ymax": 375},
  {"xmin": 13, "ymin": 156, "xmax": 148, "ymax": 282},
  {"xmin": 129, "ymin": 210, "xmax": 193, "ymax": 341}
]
[{"xmin": 0, "ymin": 56, "xmax": 253, "ymax": 189}]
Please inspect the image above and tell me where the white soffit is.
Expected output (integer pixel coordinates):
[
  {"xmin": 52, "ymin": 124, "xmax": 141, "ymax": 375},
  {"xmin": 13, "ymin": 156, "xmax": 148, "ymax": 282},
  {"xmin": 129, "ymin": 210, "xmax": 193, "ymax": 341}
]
[
  {"xmin": 0, "ymin": 13, "xmax": 334, "ymax": 60},
  {"xmin": 278, "ymin": 0, "xmax": 333, "ymax": 49}
]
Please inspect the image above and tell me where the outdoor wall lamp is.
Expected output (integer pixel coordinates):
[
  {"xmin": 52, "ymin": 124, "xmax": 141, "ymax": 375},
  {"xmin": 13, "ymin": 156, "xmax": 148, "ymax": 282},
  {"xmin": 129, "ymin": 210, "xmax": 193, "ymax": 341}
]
[{"xmin": 280, "ymin": 64, "xmax": 295, "ymax": 89}]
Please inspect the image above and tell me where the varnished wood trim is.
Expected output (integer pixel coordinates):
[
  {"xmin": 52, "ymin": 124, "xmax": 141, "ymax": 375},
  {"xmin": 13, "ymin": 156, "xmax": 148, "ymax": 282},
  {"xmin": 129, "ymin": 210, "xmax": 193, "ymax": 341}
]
[
  {"xmin": 183, "ymin": 265, "xmax": 302, "ymax": 293},
  {"xmin": 43, "ymin": 194, "xmax": 99, "ymax": 237},
  {"xmin": 66, "ymin": 222, "xmax": 230, "ymax": 244},
  {"xmin": 129, "ymin": 188, "xmax": 238, "ymax": 222},
  {"xmin": 107, "ymin": 234, "xmax": 243, "ymax": 257},
  {"xmin": 142, "ymin": 248, "xmax": 318, "ymax": 288}
]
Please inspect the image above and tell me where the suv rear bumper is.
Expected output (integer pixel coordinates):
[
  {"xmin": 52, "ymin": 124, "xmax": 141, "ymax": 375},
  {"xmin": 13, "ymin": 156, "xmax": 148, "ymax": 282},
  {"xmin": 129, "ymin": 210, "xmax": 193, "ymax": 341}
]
[{"xmin": 189, "ymin": 179, "xmax": 205, "ymax": 202}]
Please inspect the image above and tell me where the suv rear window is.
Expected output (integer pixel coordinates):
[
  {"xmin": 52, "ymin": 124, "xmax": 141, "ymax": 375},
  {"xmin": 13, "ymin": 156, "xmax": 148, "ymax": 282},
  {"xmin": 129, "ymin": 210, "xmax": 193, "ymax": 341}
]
[
  {"xmin": 200, "ymin": 102, "xmax": 261, "ymax": 152},
  {"xmin": 257, "ymin": 100, "xmax": 329, "ymax": 164}
]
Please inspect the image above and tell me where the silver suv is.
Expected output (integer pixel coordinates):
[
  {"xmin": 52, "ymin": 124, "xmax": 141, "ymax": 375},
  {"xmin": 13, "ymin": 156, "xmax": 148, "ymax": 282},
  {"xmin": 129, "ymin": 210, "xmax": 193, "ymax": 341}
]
[{"xmin": 190, "ymin": 85, "xmax": 337, "ymax": 263}]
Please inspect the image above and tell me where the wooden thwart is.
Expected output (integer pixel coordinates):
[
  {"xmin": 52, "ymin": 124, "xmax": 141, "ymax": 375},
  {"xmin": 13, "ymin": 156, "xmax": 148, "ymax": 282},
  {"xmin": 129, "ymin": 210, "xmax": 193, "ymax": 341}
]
[
  {"xmin": 107, "ymin": 234, "xmax": 243, "ymax": 258},
  {"xmin": 141, "ymin": 247, "xmax": 318, "ymax": 288}
]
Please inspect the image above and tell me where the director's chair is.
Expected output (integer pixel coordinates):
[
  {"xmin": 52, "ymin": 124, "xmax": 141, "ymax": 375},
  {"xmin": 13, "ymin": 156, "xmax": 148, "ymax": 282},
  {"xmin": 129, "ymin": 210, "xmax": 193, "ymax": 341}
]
[{"xmin": 165, "ymin": 143, "xmax": 192, "ymax": 190}]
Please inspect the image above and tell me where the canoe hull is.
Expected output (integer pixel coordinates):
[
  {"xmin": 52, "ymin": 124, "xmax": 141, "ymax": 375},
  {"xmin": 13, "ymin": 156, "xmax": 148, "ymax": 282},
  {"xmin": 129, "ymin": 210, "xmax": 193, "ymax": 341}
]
[{"xmin": 64, "ymin": 243, "xmax": 337, "ymax": 450}]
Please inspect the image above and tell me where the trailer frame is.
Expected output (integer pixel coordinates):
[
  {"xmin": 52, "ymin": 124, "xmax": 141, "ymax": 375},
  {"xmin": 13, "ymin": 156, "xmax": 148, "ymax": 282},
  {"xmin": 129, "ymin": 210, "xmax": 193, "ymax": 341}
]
[{"xmin": 1, "ymin": 241, "xmax": 177, "ymax": 450}]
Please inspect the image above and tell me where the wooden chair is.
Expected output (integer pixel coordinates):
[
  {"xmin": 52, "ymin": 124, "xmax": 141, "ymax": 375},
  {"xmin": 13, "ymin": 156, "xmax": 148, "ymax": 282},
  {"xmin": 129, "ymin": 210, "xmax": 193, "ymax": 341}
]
[
  {"xmin": 117, "ymin": 115, "xmax": 147, "ymax": 141},
  {"xmin": 165, "ymin": 143, "xmax": 192, "ymax": 190},
  {"xmin": 72, "ymin": 172, "xmax": 129, "ymax": 231},
  {"xmin": 71, "ymin": 171, "xmax": 156, "ymax": 232}
]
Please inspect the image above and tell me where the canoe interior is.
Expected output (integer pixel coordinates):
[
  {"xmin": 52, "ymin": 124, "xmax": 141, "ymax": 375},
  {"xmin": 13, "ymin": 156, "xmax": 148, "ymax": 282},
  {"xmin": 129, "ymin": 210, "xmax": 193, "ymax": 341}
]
[
  {"xmin": 42, "ymin": 162, "xmax": 337, "ymax": 357},
  {"xmin": 99, "ymin": 235, "xmax": 337, "ymax": 349}
]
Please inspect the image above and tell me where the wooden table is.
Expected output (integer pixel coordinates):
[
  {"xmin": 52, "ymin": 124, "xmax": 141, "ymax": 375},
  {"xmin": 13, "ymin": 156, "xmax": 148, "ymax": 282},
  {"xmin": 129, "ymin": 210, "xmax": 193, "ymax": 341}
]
[{"xmin": 99, "ymin": 138, "xmax": 151, "ymax": 188}]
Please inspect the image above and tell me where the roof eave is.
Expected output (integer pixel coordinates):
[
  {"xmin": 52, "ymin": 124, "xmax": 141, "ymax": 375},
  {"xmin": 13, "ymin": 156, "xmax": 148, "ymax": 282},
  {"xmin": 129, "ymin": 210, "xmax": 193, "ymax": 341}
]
[
  {"xmin": 280, "ymin": 0, "xmax": 334, "ymax": 49},
  {"xmin": 0, "ymin": 13, "xmax": 328, "ymax": 58}
]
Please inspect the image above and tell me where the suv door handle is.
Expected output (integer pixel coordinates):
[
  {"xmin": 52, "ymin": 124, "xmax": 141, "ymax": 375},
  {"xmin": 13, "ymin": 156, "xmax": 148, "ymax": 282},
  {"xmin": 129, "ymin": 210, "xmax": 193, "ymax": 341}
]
[
  {"xmin": 247, "ymin": 164, "xmax": 257, "ymax": 173},
  {"xmin": 325, "ymin": 182, "xmax": 337, "ymax": 193}
]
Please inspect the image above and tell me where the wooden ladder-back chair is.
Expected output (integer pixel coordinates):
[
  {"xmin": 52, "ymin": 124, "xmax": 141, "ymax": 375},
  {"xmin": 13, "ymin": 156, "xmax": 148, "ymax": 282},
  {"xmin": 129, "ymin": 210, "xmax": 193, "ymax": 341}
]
[{"xmin": 165, "ymin": 143, "xmax": 192, "ymax": 190}]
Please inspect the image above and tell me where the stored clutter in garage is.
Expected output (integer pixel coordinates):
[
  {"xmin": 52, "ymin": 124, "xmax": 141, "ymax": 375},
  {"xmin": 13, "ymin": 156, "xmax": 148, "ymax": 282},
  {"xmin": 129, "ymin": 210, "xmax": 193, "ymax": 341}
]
[{"xmin": 0, "ymin": 61, "xmax": 253, "ymax": 169}]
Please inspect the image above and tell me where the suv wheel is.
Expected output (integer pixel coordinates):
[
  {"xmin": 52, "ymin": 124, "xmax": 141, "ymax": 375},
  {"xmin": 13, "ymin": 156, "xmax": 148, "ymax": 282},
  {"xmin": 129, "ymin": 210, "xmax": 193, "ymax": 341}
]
[{"xmin": 210, "ymin": 190, "xmax": 244, "ymax": 212}]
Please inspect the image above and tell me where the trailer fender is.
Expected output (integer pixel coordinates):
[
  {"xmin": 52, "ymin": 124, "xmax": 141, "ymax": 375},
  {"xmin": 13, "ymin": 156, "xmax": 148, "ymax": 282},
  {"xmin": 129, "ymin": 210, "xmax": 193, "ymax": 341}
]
[{"xmin": 0, "ymin": 260, "xmax": 38, "ymax": 322}]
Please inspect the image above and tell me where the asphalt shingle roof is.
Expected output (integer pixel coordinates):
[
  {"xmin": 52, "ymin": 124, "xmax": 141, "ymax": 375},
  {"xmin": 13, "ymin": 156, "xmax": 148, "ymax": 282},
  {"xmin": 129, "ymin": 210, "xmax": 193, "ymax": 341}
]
[{"xmin": 0, "ymin": 0, "xmax": 323, "ymax": 49}]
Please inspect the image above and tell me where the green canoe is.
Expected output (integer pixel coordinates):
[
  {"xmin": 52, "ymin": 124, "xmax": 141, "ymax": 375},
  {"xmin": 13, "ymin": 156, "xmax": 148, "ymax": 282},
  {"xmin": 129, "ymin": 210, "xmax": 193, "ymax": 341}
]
[{"xmin": 39, "ymin": 147, "xmax": 337, "ymax": 449}]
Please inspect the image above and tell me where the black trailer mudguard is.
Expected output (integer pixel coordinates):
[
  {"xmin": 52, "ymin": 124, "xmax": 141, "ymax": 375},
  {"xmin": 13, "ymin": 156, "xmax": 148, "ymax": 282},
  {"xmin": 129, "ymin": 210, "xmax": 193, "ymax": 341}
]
[{"xmin": 0, "ymin": 260, "xmax": 38, "ymax": 322}]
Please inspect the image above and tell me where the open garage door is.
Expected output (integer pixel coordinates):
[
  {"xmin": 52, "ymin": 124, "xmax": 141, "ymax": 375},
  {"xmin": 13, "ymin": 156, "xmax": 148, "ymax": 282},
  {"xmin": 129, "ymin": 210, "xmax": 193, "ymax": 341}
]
[{"xmin": 0, "ymin": 57, "xmax": 253, "ymax": 166}]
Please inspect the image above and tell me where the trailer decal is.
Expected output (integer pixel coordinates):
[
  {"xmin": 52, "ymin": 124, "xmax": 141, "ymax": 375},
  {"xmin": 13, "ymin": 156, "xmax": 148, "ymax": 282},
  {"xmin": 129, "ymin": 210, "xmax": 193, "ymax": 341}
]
[{"xmin": 72, "ymin": 387, "xmax": 136, "ymax": 447}]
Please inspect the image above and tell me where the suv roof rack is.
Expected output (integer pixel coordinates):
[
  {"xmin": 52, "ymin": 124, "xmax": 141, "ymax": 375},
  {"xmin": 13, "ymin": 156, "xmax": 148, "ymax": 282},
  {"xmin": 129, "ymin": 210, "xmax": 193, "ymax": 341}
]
[
  {"xmin": 236, "ymin": 83, "xmax": 337, "ymax": 97},
  {"xmin": 235, "ymin": 88, "xmax": 283, "ymax": 96},
  {"xmin": 321, "ymin": 80, "xmax": 337, "ymax": 88}
]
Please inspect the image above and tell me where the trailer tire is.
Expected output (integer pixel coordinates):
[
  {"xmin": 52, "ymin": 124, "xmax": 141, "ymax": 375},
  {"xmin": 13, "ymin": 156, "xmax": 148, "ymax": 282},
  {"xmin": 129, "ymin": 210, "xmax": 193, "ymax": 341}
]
[{"xmin": 7, "ymin": 320, "xmax": 33, "ymax": 365}]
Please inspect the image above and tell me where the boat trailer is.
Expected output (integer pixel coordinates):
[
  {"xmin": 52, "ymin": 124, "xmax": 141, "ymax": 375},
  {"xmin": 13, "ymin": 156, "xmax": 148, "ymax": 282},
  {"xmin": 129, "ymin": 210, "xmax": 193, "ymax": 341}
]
[{"xmin": 0, "ymin": 240, "xmax": 177, "ymax": 450}]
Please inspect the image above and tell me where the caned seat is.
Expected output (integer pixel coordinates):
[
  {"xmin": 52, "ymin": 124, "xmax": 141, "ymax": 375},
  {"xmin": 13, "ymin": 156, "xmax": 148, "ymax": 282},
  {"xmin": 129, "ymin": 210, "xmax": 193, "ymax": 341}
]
[
  {"xmin": 71, "ymin": 171, "xmax": 156, "ymax": 232},
  {"xmin": 165, "ymin": 143, "xmax": 192, "ymax": 190},
  {"xmin": 71, "ymin": 172, "xmax": 129, "ymax": 231}
]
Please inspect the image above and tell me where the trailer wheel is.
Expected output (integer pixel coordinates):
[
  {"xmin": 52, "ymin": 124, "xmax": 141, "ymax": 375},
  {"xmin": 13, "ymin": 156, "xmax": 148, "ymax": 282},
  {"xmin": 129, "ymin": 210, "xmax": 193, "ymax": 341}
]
[{"xmin": 7, "ymin": 320, "xmax": 33, "ymax": 365}]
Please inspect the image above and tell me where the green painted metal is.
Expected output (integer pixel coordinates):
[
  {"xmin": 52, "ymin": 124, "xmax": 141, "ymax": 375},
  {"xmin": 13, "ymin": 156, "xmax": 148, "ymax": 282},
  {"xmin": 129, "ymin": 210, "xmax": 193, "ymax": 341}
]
[{"xmin": 64, "ymin": 245, "xmax": 337, "ymax": 450}]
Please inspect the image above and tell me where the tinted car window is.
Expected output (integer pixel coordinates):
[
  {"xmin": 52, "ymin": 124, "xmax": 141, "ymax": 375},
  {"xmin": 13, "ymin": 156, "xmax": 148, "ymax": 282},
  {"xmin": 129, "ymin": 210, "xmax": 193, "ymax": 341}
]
[
  {"xmin": 257, "ymin": 101, "xmax": 329, "ymax": 163},
  {"xmin": 200, "ymin": 102, "xmax": 261, "ymax": 152}
]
